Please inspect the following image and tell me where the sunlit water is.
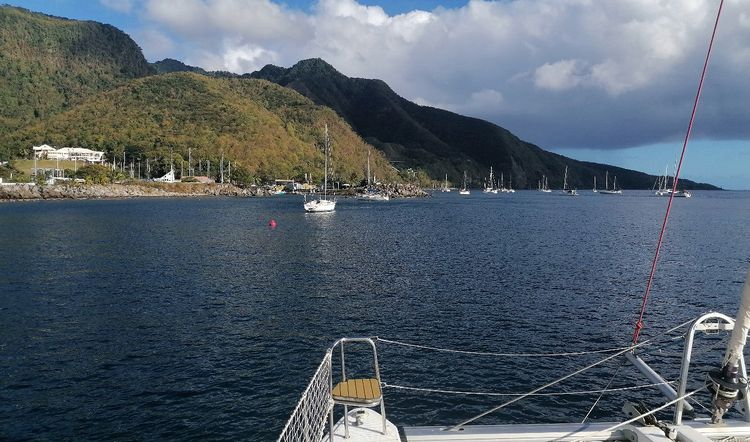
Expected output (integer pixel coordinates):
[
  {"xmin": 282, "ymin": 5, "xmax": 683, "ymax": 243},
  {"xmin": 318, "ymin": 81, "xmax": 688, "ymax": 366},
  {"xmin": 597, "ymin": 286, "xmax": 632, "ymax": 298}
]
[{"xmin": 2, "ymin": 190, "xmax": 750, "ymax": 440}]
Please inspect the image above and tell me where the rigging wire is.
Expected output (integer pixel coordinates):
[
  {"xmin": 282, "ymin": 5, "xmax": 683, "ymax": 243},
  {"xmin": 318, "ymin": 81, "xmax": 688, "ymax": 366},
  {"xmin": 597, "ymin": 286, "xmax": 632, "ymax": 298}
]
[
  {"xmin": 376, "ymin": 317, "xmax": 691, "ymax": 359},
  {"xmin": 376, "ymin": 337, "xmax": 639, "ymax": 357},
  {"xmin": 631, "ymin": 0, "xmax": 725, "ymax": 345},
  {"xmin": 602, "ymin": 386, "xmax": 707, "ymax": 433},
  {"xmin": 581, "ymin": 363, "xmax": 623, "ymax": 423},
  {"xmin": 382, "ymin": 379, "xmax": 675, "ymax": 398},
  {"xmin": 447, "ymin": 318, "xmax": 696, "ymax": 430}
]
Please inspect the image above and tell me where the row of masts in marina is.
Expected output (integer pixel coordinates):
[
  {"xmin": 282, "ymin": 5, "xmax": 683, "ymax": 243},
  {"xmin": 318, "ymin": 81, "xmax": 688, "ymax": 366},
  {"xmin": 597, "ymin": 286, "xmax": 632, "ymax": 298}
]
[
  {"xmin": 98, "ymin": 147, "xmax": 234, "ymax": 183},
  {"xmin": 443, "ymin": 168, "xmax": 517, "ymax": 194},
  {"xmin": 447, "ymin": 166, "xmax": 687, "ymax": 197},
  {"xmin": 449, "ymin": 166, "xmax": 615, "ymax": 196}
]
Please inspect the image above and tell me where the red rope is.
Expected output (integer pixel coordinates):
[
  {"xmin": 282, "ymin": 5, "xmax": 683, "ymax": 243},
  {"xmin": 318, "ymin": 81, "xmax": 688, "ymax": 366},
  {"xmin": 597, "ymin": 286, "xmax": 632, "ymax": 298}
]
[{"xmin": 632, "ymin": 0, "xmax": 724, "ymax": 345}]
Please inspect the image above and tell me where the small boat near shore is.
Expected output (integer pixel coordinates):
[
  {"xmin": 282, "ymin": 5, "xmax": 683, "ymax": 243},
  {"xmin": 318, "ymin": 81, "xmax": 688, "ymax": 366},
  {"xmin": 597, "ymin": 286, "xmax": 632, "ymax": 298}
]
[
  {"xmin": 304, "ymin": 124, "xmax": 336, "ymax": 213},
  {"xmin": 459, "ymin": 171, "xmax": 470, "ymax": 195}
]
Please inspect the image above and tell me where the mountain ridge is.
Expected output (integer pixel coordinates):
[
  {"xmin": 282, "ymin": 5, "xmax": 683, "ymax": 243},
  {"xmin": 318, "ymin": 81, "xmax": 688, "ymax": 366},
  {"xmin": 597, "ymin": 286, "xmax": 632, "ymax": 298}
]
[{"xmin": 248, "ymin": 58, "xmax": 718, "ymax": 190}]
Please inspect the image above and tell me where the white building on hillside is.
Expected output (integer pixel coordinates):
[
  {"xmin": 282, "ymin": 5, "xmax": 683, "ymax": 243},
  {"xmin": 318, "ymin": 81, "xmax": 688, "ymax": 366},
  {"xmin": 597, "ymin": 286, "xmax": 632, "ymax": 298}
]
[
  {"xmin": 33, "ymin": 144, "xmax": 56, "ymax": 159},
  {"xmin": 46, "ymin": 147, "xmax": 105, "ymax": 163}
]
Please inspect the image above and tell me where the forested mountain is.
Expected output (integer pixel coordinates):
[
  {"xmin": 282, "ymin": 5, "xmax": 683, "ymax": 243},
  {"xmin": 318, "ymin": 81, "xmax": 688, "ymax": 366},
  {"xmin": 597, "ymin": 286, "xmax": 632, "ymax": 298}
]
[
  {"xmin": 249, "ymin": 59, "xmax": 717, "ymax": 189},
  {"xmin": 0, "ymin": 6, "xmax": 153, "ymax": 142},
  {"xmin": 5, "ymin": 72, "xmax": 397, "ymax": 183}
]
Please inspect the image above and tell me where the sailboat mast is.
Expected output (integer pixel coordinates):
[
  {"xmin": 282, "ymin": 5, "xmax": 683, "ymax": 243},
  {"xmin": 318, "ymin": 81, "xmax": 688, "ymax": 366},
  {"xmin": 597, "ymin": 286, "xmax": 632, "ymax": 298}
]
[
  {"xmin": 367, "ymin": 149, "xmax": 371, "ymax": 187},
  {"xmin": 324, "ymin": 124, "xmax": 329, "ymax": 199}
]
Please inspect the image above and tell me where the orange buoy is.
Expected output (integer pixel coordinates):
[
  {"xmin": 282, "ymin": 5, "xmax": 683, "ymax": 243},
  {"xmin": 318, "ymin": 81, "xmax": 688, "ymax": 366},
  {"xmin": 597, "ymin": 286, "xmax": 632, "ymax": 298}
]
[{"xmin": 269, "ymin": 219, "xmax": 277, "ymax": 228}]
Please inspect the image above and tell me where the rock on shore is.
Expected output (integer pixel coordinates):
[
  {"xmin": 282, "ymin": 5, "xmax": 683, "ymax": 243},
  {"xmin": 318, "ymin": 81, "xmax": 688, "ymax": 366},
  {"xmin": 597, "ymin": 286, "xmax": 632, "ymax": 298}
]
[{"xmin": 0, "ymin": 182, "xmax": 268, "ymax": 201}]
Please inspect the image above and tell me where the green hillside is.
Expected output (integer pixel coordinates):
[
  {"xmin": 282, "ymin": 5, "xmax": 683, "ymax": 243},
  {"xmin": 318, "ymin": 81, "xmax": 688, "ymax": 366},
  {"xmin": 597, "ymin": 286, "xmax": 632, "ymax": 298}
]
[
  {"xmin": 0, "ymin": 6, "xmax": 154, "ymax": 143},
  {"xmin": 5, "ymin": 72, "xmax": 397, "ymax": 184}
]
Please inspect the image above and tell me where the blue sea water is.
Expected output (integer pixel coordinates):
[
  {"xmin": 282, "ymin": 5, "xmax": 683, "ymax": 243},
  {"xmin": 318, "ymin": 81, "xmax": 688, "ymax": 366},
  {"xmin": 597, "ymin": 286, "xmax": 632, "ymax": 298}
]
[{"xmin": 2, "ymin": 190, "xmax": 750, "ymax": 440}]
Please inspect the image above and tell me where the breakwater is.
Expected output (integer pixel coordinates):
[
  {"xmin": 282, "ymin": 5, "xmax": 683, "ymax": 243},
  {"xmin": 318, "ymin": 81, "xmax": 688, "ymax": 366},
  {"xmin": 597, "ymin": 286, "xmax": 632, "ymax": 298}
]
[
  {"xmin": 0, "ymin": 182, "xmax": 427, "ymax": 201},
  {"xmin": 0, "ymin": 182, "xmax": 265, "ymax": 200}
]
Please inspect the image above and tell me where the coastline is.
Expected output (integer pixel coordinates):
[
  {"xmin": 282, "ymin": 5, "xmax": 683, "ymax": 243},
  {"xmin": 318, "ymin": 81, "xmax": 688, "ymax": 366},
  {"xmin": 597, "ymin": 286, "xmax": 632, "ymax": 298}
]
[
  {"xmin": 0, "ymin": 182, "xmax": 428, "ymax": 201},
  {"xmin": 0, "ymin": 182, "xmax": 266, "ymax": 201}
]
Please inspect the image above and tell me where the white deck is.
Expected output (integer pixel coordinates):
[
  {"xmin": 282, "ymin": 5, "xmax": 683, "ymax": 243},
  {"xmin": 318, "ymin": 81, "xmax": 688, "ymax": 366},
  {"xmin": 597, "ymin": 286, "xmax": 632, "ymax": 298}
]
[
  {"xmin": 402, "ymin": 418, "xmax": 750, "ymax": 442},
  {"xmin": 404, "ymin": 421, "xmax": 626, "ymax": 441},
  {"xmin": 323, "ymin": 408, "xmax": 400, "ymax": 442}
]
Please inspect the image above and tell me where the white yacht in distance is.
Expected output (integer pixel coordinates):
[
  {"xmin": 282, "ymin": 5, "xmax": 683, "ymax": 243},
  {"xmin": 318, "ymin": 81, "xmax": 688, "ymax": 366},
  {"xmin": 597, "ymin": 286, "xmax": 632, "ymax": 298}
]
[
  {"xmin": 655, "ymin": 165, "xmax": 691, "ymax": 198},
  {"xmin": 279, "ymin": 3, "xmax": 733, "ymax": 441},
  {"xmin": 441, "ymin": 174, "xmax": 451, "ymax": 192},
  {"xmin": 538, "ymin": 175, "xmax": 551, "ymax": 193},
  {"xmin": 562, "ymin": 166, "xmax": 578, "ymax": 196},
  {"xmin": 459, "ymin": 171, "xmax": 470, "ymax": 195},
  {"xmin": 599, "ymin": 171, "xmax": 623, "ymax": 195},
  {"xmin": 304, "ymin": 125, "xmax": 336, "ymax": 212},
  {"xmin": 483, "ymin": 167, "xmax": 495, "ymax": 193}
]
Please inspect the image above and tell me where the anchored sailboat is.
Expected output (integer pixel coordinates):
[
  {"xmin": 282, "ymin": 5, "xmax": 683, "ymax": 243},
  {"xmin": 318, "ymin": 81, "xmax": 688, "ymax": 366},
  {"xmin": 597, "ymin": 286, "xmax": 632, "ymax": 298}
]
[
  {"xmin": 655, "ymin": 165, "xmax": 691, "ymax": 198},
  {"xmin": 441, "ymin": 174, "xmax": 451, "ymax": 192},
  {"xmin": 459, "ymin": 171, "xmax": 470, "ymax": 195},
  {"xmin": 538, "ymin": 175, "xmax": 551, "ymax": 193},
  {"xmin": 304, "ymin": 125, "xmax": 336, "ymax": 212},
  {"xmin": 599, "ymin": 171, "xmax": 623, "ymax": 195},
  {"xmin": 562, "ymin": 166, "xmax": 578, "ymax": 196},
  {"xmin": 506, "ymin": 173, "xmax": 515, "ymax": 193},
  {"xmin": 483, "ymin": 167, "xmax": 496, "ymax": 193}
]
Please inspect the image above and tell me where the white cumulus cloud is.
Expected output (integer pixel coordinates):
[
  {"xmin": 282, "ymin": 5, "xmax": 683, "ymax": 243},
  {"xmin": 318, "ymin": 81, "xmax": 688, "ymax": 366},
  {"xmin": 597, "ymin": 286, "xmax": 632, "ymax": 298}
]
[{"xmin": 534, "ymin": 59, "xmax": 587, "ymax": 92}]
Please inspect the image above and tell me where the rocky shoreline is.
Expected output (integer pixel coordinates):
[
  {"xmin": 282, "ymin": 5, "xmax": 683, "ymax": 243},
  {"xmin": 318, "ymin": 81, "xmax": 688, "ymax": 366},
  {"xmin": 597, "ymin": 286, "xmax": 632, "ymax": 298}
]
[
  {"xmin": 0, "ymin": 182, "xmax": 265, "ymax": 201},
  {"xmin": 0, "ymin": 182, "xmax": 428, "ymax": 201}
]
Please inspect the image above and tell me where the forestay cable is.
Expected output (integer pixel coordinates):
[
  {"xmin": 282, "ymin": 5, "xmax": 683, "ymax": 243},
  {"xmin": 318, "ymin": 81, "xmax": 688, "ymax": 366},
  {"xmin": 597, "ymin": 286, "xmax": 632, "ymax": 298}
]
[{"xmin": 631, "ymin": 0, "xmax": 724, "ymax": 344}]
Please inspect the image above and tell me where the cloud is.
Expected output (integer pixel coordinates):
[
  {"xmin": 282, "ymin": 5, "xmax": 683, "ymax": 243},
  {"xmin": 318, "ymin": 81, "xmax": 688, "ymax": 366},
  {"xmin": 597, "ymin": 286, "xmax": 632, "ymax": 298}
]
[
  {"xmin": 132, "ymin": 0, "xmax": 750, "ymax": 150},
  {"xmin": 136, "ymin": 28, "xmax": 175, "ymax": 61},
  {"xmin": 534, "ymin": 59, "xmax": 586, "ymax": 92},
  {"xmin": 100, "ymin": 0, "xmax": 134, "ymax": 14}
]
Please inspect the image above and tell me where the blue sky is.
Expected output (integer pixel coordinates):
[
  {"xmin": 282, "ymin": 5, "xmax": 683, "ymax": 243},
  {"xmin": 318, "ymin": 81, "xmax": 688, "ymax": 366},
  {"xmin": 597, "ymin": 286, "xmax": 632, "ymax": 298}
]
[{"xmin": 6, "ymin": 0, "xmax": 750, "ymax": 189}]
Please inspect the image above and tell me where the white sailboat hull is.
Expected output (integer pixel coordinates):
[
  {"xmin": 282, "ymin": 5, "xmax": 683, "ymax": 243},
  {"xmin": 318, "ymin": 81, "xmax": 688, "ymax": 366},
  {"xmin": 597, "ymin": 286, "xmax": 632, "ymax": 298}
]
[
  {"xmin": 304, "ymin": 199, "xmax": 336, "ymax": 212},
  {"xmin": 655, "ymin": 189, "xmax": 691, "ymax": 198},
  {"xmin": 360, "ymin": 193, "xmax": 389, "ymax": 201}
]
